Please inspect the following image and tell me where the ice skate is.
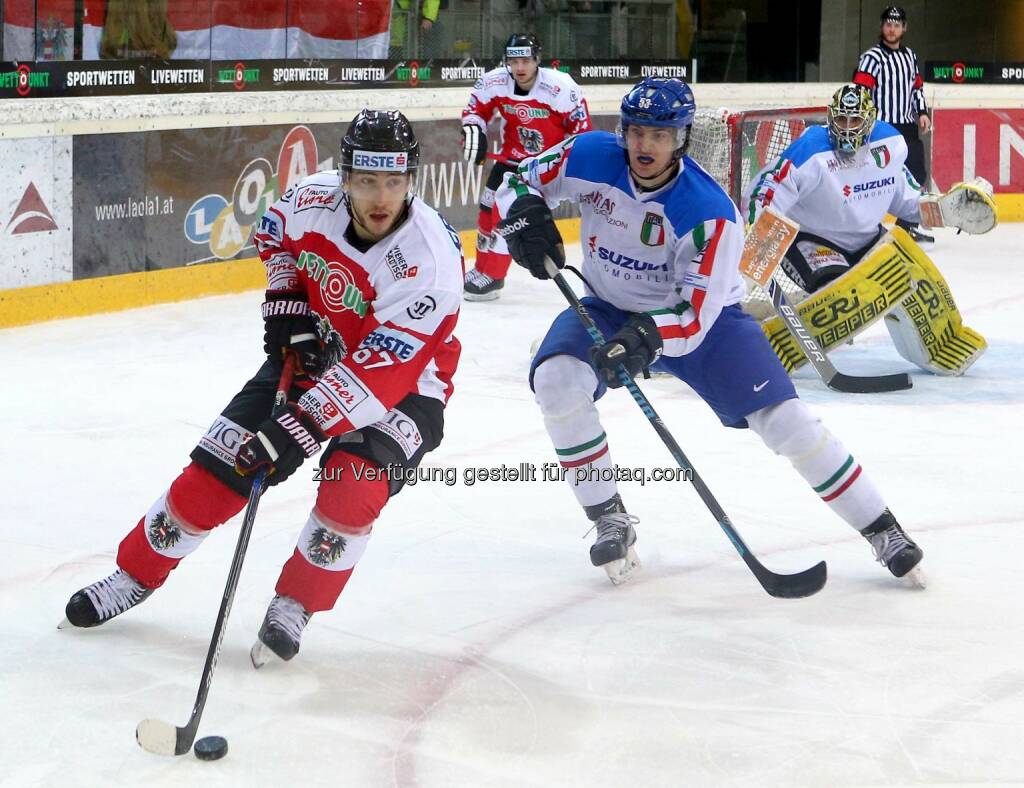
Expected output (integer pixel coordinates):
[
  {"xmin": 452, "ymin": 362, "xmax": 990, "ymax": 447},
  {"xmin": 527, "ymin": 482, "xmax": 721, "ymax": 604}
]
[
  {"xmin": 585, "ymin": 497, "xmax": 641, "ymax": 585},
  {"xmin": 59, "ymin": 569, "xmax": 154, "ymax": 629},
  {"xmin": 463, "ymin": 268, "xmax": 504, "ymax": 301},
  {"xmin": 861, "ymin": 510, "xmax": 925, "ymax": 587},
  {"xmin": 250, "ymin": 594, "xmax": 313, "ymax": 668}
]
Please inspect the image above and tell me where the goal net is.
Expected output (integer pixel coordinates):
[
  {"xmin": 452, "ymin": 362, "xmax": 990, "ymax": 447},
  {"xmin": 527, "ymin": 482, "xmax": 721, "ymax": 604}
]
[{"xmin": 688, "ymin": 106, "xmax": 827, "ymax": 318}]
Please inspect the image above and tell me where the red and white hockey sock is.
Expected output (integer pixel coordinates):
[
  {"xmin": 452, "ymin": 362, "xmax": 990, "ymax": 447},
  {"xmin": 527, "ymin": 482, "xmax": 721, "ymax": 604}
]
[
  {"xmin": 117, "ymin": 462, "xmax": 247, "ymax": 588},
  {"xmin": 748, "ymin": 399, "xmax": 886, "ymax": 529},
  {"xmin": 472, "ymin": 204, "xmax": 496, "ymax": 271},
  {"xmin": 274, "ymin": 452, "xmax": 388, "ymax": 612},
  {"xmin": 533, "ymin": 355, "xmax": 619, "ymax": 509},
  {"xmin": 477, "ymin": 203, "xmax": 512, "ymax": 279}
]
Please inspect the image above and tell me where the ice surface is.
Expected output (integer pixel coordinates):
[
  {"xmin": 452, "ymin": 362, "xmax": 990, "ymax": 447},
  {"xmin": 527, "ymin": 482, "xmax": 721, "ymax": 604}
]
[{"xmin": 2, "ymin": 226, "xmax": 1022, "ymax": 787}]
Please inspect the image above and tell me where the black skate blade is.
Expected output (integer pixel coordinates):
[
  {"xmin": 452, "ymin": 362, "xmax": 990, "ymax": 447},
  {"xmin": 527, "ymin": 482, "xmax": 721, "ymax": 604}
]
[
  {"xmin": 137, "ymin": 718, "xmax": 193, "ymax": 756},
  {"xmin": 754, "ymin": 560, "xmax": 827, "ymax": 599}
]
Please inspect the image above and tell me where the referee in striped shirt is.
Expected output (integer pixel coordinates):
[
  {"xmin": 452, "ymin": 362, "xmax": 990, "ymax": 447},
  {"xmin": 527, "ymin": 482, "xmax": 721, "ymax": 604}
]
[{"xmin": 853, "ymin": 5, "xmax": 933, "ymax": 243}]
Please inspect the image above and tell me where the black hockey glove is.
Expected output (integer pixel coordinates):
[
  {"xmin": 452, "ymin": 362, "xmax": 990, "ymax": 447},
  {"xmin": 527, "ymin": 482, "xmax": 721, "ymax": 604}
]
[
  {"xmin": 235, "ymin": 404, "xmax": 326, "ymax": 487},
  {"xmin": 590, "ymin": 313, "xmax": 663, "ymax": 388},
  {"xmin": 262, "ymin": 292, "xmax": 324, "ymax": 376},
  {"xmin": 496, "ymin": 194, "xmax": 565, "ymax": 279},
  {"xmin": 462, "ymin": 124, "xmax": 487, "ymax": 165}
]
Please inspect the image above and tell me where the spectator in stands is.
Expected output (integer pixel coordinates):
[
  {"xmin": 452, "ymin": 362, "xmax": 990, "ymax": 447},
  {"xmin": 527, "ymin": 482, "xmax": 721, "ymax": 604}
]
[
  {"xmin": 100, "ymin": 0, "xmax": 177, "ymax": 59},
  {"xmin": 391, "ymin": 0, "xmax": 441, "ymax": 58}
]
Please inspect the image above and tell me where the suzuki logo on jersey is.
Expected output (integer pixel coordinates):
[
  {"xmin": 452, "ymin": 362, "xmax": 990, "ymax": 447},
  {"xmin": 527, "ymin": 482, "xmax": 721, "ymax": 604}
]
[
  {"xmin": 580, "ymin": 190, "xmax": 615, "ymax": 217},
  {"xmin": 296, "ymin": 250, "xmax": 368, "ymax": 317},
  {"xmin": 352, "ymin": 150, "xmax": 408, "ymax": 172},
  {"xmin": 594, "ymin": 245, "xmax": 667, "ymax": 272},
  {"xmin": 842, "ymin": 176, "xmax": 895, "ymax": 197},
  {"xmin": 640, "ymin": 213, "xmax": 665, "ymax": 246},
  {"xmin": 870, "ymin": 144, "xmax": 891, "ymax": 168},
  {"xmin": 359, "ymin": 327, "xmax": 425, "ymax": 361}
]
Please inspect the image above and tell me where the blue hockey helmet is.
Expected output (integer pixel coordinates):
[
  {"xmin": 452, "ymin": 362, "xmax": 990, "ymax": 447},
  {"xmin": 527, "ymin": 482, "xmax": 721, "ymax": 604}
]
[{"xmin": 616, "ymin": 77, "xmax": 696, "ymax": 155}]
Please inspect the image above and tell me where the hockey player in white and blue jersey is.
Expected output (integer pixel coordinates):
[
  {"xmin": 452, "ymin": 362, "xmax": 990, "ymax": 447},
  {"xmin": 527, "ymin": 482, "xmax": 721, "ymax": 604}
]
[
  {"xmin": 745, "ymin": 84, "xmax": 995, "ymax": 376},
  {"xmin": 495, "ymin": 77, "xmax": 923, "ymax": 585}
]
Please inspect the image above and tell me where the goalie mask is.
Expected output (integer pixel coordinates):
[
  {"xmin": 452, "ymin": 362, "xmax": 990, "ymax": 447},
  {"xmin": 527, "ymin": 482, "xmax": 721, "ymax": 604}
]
[{"xmin": 827, "ymin": 84, "xmax": 877, "ymax": 155}]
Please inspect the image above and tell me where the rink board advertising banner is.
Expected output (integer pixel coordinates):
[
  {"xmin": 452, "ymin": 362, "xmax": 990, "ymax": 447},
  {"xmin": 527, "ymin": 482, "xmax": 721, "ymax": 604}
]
[
  {"xmin": 70, "ymin": 114, "xmax": 617, "ymax": 280},
  {"xmin": 931, "ymin": 109, "xmax": 1024, "ymax": 193},
  {"xmin": 926, "ymin": 61, "xmax": 1024, "ymax": 84},
  {"xmin": 1, "ymin": 137, "xmax": 74, "ymax": 289},
  {"xmin": 1, "ymin": 58, "xmax": 691, "ymax": 98}
]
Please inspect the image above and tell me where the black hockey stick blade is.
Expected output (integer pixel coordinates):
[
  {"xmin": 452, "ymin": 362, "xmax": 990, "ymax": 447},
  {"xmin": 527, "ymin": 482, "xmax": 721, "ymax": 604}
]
[
  {"xmin": 827, "ymin": 370, "xmax": 912, "ymax": 394},
  {"xmin": 749, "ymin": 556, "xmax": 827, "ymax": 599}
]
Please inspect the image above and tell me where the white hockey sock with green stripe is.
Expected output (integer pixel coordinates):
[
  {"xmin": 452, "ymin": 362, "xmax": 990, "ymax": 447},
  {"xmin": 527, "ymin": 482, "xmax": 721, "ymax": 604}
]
[
  {"xmin": 747, "ymin": 398, "xmax": 886, "ymax": 529},
  {"xmin": 533, "ymin": 355, "xmax": 619, "ymax": 508}
]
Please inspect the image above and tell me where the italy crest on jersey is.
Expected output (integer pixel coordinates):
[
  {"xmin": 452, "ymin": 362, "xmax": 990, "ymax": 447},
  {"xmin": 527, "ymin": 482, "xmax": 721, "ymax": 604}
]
[
  {"xmin": 870, "ymin": 144, "xmax": 890, "ymax": 168},
  {"xmin": 640, "ymin": 212, "xmax": 665, "ymax": 246}
]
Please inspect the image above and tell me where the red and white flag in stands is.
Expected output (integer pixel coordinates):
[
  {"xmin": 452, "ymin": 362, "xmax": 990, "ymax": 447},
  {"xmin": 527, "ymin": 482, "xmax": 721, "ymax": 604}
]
[{"xmin": 3, "ymin": 0, "xmax": 392, "ymax": 61}]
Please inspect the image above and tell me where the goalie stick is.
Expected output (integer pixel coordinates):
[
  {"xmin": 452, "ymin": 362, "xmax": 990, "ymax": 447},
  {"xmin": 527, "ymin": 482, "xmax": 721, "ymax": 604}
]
[
  {"xmin": 741, "ymin": 208, "xmax": 912, "ymax": 394},
  {"xmin": 544, "ymin": 258, "xmax": 826, "ymax": 600},
  {"xmin": 136, "ymin": 356, "xmax": 296, "ymax": 757}
]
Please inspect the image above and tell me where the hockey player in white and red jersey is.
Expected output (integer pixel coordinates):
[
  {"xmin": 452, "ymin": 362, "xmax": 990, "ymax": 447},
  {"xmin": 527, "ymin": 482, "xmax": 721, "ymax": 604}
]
[
  {"xmin": 744, "ymin": 84, "xmax": 996, "ymax": 375},
  {"xmin": 461, "ymin": 32, "xmax": 591, "ymax": 301},
  {"xmin": 62, "ymin": 110, "xmax": 464, "ymax": 665},
  {"xmin": 495, "ymin": 77, "xmax": 923, "ymax": 585}
]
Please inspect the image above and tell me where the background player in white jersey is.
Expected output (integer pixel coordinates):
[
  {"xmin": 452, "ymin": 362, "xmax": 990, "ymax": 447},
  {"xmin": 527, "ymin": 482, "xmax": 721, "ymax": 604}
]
[
  {"xmin": 496, "ymin": 77, "xmax": 922, "ymax": 584},
  {"xmin": 62, "ymin": 111, "xmax": 464, "ymax": 666},
  {"xmin": 745, "ymin": 84, "xmax": 995, "ymax": 376},
  {"xmin": 461, "ymin": 32, "xmax": 591, "ymax": 301}
]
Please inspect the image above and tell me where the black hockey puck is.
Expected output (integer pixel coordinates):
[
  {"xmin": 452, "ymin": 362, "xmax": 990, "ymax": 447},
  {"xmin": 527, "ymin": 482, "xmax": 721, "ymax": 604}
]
[{"xmin": 194, "ymin": 735, "xmax": 228, "ymax": 761}]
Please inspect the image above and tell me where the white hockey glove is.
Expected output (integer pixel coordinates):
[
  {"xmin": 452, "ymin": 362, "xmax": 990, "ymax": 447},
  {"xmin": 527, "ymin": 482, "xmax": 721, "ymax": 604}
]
[
  {"xmin": 919, "ymin": 177, "xmax": 997, "ymax": 235},
  {"xmin": 462, "ymin": 124, "xmax": 486, "ymax": 165}
]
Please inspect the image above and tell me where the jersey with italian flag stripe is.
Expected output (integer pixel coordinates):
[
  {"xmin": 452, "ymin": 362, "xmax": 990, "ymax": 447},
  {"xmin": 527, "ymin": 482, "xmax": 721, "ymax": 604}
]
[
  {"xmin": 253, "ymin": 171, "xmax": 463, "ymax": 438},
  {"xmin": 496, "ymin": 130, "xmax": 747, "ymax": 356},
  {"xmin": 462, "ymin": 66, "xmax": 591, "ymax": 165}
]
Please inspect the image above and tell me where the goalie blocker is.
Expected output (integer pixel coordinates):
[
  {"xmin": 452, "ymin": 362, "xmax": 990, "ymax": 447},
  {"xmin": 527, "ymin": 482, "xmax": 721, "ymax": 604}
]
[{"xmin": 756, "ymin": 226, "xmax": 987, "ymax": 377}]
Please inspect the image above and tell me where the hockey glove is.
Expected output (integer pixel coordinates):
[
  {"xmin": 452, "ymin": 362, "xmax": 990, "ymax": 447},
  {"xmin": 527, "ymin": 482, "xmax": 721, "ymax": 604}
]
[
  {"xmin": 235, "ymin": 404, "xmax": 325, "ymax": 487},
  {"xmin": 497, "ymin": 194, "xmax": 565, "ymax": 279},
  {"xmin": 263, "ymin": 292, "xmax": 324, "ymax": 376},
  {"xmin": 462, "ymin": 124, "xmax": 487, "ymax": 165},
  {"xmin": 590, "ymin": 313, "xmax": 663, "ymax": 388},
  {"xmin": 919, "ymin": 177, "xmax": 998, "ymax": 235}
]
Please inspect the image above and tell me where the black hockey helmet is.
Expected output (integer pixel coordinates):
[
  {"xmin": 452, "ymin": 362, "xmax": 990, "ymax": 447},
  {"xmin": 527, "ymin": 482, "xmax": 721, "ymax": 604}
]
[
  {"xmin": 340, "ymin": 109, "xmax": 420, "ymax": 175},
  {"xmin": 504, "ymin": 32, "xmax": 541, "ymax": 63},
  {"xmin": 880, "ymin": 5, "xmax": 906, "ymax": 23}
]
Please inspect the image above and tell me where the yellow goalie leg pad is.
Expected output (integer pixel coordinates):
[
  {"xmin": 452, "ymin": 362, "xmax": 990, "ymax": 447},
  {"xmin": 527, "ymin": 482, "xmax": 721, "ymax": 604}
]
[
  {"xmin": 883, "ymin": 226, "xmax": 987, "ymax": 375},
  {"xmin": 760, "ymin": 237, "xmax": 914, "ymax": 373}
]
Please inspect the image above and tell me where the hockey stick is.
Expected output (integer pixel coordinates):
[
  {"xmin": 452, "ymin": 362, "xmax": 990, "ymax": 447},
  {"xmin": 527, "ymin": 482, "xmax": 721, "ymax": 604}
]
[
  {"xmin": 741, "ymin": 208, "xmax": 912, "ymax": 394},
  {"xmin": 136, "ymin": 355, "xmax": 297, "ymax": 756},
  {"xmin": 544, "ymin": 258, "xmax": 826, "ymax": 599}
]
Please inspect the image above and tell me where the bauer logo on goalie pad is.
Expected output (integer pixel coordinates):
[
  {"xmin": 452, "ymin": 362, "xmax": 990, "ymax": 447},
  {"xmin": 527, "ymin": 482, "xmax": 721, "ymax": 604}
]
[{"xmin": 740, "ymin": 208, "xmax": 799, "ymax": 287}]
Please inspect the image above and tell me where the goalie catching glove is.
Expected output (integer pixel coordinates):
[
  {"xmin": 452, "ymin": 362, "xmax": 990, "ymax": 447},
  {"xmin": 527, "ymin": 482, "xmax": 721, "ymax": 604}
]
[
  {"xmin": 462, "ymin": 124, "xmax": 487, "ymax": 165},
  {"xmin": 235, "ymin": 404, "xmax": 325, "ymax": 486},
  {"xmin": 496, "ymin": 194, "xmax": 565, "ymax": 279},
  {"xmin": 590, "ymin": 313, "xmax": 663, "ymax": 388},
  {"xmin": 919, "ymin": 177, "xmax": 998, "ymax": 235}
]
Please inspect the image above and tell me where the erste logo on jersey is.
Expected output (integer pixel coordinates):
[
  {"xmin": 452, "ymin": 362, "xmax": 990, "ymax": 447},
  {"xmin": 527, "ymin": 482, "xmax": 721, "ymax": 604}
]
[
  {"xmin": 352, "ymin": 150, "xmax": 408, "ymax": 172},
  {"xmin": 296, "ymin": 250, "xmax": 369, "ymax": 317},
  {"xmin": 358, "ymin": 326, "xmax": 425, "ymax": 362}
]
